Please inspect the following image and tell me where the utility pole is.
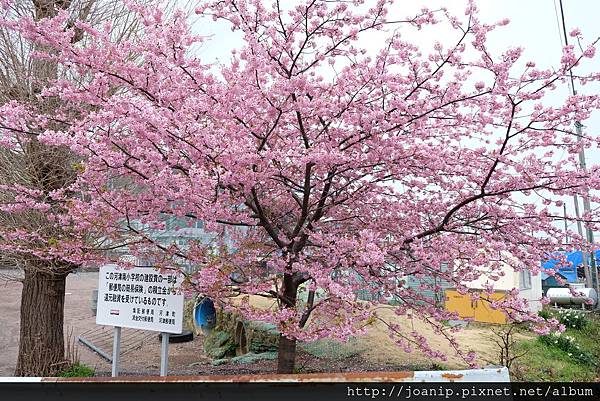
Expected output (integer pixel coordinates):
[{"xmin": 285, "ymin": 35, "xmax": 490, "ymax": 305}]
[
  {"xmin": 569, "ymin": 198, "xmax": 592, "ymax": 287},
  {"xmin": 558, "ymin": 0, "xmax": 600, "ymax": 299},
  {"xmin": 563, "ymin": 203, "xmax": 569, "ymax": 246}
]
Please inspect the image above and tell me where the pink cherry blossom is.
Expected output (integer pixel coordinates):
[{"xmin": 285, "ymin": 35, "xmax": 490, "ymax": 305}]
[{"xmin": 1, "ymin": 0, "xmax": 599, "ymax": 372}]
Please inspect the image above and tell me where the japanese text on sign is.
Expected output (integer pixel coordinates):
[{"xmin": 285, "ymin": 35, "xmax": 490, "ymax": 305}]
[{"xmin": 96, "ymin": 264, "xmax": 184, "ymax": 334}]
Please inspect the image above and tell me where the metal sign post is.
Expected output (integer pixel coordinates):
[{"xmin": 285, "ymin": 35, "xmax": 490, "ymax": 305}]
[
  {"xmin": 96, "ymin": 265, "xmax": 184, "ymax": 333},
  {"xmin": 160, "ymin": 333, "xmax": 170, "ymax": 376},
  {"xmin": 96, "ymin": 265, "xmax": 184, "ymax": 377},
  {"xmin": 111, "ymin": 326, "xmax": 121, "ymax": 377}
]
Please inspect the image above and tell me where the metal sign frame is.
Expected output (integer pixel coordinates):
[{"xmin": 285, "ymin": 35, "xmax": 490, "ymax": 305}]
[{"xmin": 95, "ymin": 265, "xmax": 184, "ymax": 377}]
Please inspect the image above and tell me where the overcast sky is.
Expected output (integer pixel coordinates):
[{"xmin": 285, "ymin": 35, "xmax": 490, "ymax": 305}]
[
  {"xmin": 188, "ymin": 0, "xmax": 600, "ymax": 241},
  {"xmin": 191, "ymin": 0, "xmax": 600, "ymax": 146},
  {"xmin": 477, "ymin": 0, "xmax": 600, "ymax": 240}
]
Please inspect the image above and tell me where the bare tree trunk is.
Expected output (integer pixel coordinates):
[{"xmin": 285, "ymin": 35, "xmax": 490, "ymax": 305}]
[
  {"xmin": 276, "ymin": 273, "xmax": 298, "ymax": 374},
  {"xmin": 277, "ymin": 334, "xmax": 297, "ymax": 374},
  {"xmin": 15, "ymin": 269, "xmax": 67, "ymax": 376}
]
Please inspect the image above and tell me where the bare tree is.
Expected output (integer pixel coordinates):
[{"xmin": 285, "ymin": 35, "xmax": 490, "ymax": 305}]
[
  {"xmin": 490, "ymin": 322, "xmax": 528, "ymax": 374},
  {"xmin": 0, "ymin": 0, "xmax": 150, "ymax": 376}
]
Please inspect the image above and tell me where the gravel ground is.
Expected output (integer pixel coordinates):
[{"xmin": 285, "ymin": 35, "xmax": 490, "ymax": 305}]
[{"xmin": 0, "ymin": 271, "xmax": 107, "ymax": 376}]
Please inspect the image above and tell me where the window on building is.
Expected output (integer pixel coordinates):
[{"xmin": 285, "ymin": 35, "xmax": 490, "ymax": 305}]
[{"xmin": 519, "ymin": 269, "xmax": 532, "ymax": 289}]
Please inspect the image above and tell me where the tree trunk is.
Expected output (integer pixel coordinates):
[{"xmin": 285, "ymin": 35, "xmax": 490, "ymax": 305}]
[
  {"xmin": 15, "ymin": 269, "xmax": 67, "ymax": 376},
  {"xmin": 277, "ymin": 334, "xmax": 297, "ymax": 374},
  {"xmin": 276, "ymin": 272, "xmax": 298, "ymax": 374}
]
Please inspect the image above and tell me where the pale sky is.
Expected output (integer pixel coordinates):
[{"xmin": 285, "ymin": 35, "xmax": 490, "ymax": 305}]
[
  {"xmin": 186, "ymin": 0, "xmax": 600, "ymax": 241},
  {"xmin": 190, "ymin": 0, "xmax": 600, "ymax": 144}
]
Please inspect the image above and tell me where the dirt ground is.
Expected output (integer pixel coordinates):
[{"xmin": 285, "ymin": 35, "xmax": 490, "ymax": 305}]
[{"xmin": 0, "ymin": 271, "xmax": 511, "ymax": 376}]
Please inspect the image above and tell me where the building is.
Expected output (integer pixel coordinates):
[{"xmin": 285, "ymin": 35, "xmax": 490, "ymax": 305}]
[{"xmin": 445, "ymin": 254, "xmax": 543, "ymax": 324}]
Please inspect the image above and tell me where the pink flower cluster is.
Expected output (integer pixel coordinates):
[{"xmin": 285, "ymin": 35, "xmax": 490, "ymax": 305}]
[{"xmin": 0, "ymin": 0, "xmax": 599, "ymax": 365}]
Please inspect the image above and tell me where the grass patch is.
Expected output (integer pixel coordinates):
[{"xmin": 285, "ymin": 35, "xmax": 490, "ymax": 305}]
[
  {"xmin": 300, "ymin": 337, "xmax": 366, "ymax": 360},
  {"xmin": 512, "ymin": 313, "xmax": 600, "ymax": 381},
  {"xmin": 59, "ymin": 363, "xmax": 95, "ymax": 378},
  {"xmin": 513, "ymin": 339, "xmax": 596, "ymax": 381},
  {"xmin": 538, "ymin": 333, "xmax": 597, "ymax": 366}
]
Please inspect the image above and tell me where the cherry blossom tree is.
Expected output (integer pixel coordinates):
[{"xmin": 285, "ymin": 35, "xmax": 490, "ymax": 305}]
[{"xmin": 2, "ymin": 0, "xmax": 600, "ymax": 373}]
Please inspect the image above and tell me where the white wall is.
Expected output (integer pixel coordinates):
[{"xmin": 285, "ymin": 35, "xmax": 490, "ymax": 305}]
[{"xmin": 459, "ymin": 254, "xmax": 543, "ymax": 313}]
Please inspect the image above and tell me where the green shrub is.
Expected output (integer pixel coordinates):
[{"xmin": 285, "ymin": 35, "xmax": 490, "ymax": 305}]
[
  {"xmin": 538, "ymin": 333, "xmax": 597, "ymax": 367},
  {"xmin": 59, "ymin": 363, "xmax": 95, "ymax": 378},
  {"xmin": 538, "ymin": 309, "xmax": 589, "ymax": 330},
  {"xmin": 537, "ymin": 310, "xmax": 550, "ymax": 320},
  {"xmin": 556, "ymin": 309, "xmax": 589, "ymax": 330}
]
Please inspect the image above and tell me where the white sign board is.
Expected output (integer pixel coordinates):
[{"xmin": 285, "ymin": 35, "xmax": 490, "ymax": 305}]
[{"xmin": 96, "ymin": 264, "xmax": 184, "ymax": 334}]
